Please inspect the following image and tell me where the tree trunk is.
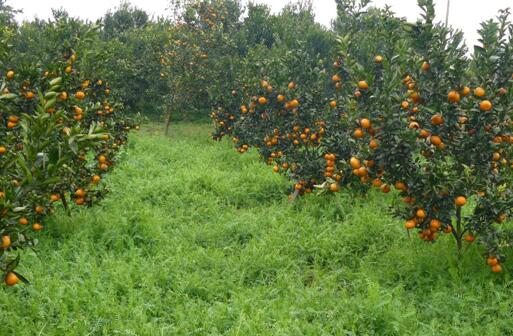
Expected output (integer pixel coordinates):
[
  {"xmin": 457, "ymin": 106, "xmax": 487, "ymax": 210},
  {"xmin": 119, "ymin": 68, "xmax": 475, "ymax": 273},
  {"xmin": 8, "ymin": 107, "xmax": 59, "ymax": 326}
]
[{"xmin": 164, "ymin": 108, "xmax": 172, "ymax": 136}]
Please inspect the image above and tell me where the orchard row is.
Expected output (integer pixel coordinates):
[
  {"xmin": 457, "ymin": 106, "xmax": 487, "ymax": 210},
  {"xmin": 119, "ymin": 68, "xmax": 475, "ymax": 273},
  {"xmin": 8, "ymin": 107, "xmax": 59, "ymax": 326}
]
[{"xmin": 211, "ymin": 1, "xmax": 513, "ymax": 272}]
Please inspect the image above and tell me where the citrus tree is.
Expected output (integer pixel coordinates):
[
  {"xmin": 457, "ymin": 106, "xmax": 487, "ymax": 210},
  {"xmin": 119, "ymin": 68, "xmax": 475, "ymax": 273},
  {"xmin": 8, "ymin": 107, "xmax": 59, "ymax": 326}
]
[{"xmin": 0, "ymin": 14, "xmax": 138, "ymax": 286}]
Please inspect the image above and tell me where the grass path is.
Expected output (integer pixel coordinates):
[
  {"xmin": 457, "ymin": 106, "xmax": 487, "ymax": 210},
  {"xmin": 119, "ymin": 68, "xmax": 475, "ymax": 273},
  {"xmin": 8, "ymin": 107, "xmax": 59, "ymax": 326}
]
[{"xmin": 1, "ymin": 123, "xmax": 512, "ymax": 335}]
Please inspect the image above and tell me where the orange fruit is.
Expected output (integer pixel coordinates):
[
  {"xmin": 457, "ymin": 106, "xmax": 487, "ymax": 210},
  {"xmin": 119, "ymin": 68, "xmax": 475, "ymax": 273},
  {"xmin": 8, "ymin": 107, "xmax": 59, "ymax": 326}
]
[
  {"xmin": 430, "ymin": 135, "xmax": 442, "ymax": 147},
  {"xmin": 431, "ymin": 114, "xmax": 444, "ymax": 126},
  {"xmin": 491, "ymin": 264, "xmax": 502, "ymax": 273},
  {"xmin": 32, "ymin": 223, "xmax": 43, "ymax": 231},
  {"xmin": 4, "ymin": 272, "xmax": 19, "ymax": 286},
  {"xmin": 454, "ymin": 196, "xmax": 467, "ymax": 207},
  {"xmin": 461, "ymin": 86, "xmax": 471, "ymax": 96},
  {"xmin": 75, "ymin": 189, "xmax": 86, "ymax": 198},
  {"xmin": 19, "ymin": 217, "xmax": 28, "ymax": 225},
  {"xmin": 372, "ymin": 178, "xmax": 383, "ymax": 187},
  {"xmin": 405, "ymin": 220, "xmax": 416, "ymax": 229},
  {"xmin": 332, "ymin": 74, "xmax": 341, "ymax": 82},
  {"xmin": 487, "ymin": 257, "xmax": 499, "ymax": 266},
  {"xmin": 75, "ymin": 91, "xmax": 86, "ymax": 100},
  {"xmin": 277, "ymin": 95, "xmax": 285, "ymax": 102},
  {"xmin": 416, "ymin": 209, "xmax": 426, "ymax": 219},
  {"xmin": 354, "ymin": 128, "xmax": 364, "ymax": 138},
  {"xmin": 479, "ymin": 100, "xmax": 492, "ymax": 111},
  {"xmin": 380, "ymin": 184, "xmax": 391, "ymax": 193},
  {"xmin": 375, "ymin": 55, "xmax": 383, "ymax": 63},
  {"xmin": 350, "ymin": 157, "xmax": 361, "ymax": 169},
  {"xmin": 369, "ymin": 139, "xmax": 379, "ymax": 149},
  {"xmin": 258, "ymin": 97, "xmax": 267, "ymax": 105},
  {"xmin": 464, "ymin": 234, "xmax": 474, "ymax": 242},
  {"xmin": 474, "ymin": 87, "xmax": 485, "ymax": 97},
  {"xmin": 6, "ymin": 70, "xmax": 14, "ymax": 80},
  {"xmin": 358, "ymin": 81, "xmax": 369, "ymax": 90},
  {"xmin": 448, "ymin": 91, "xmax": 460, "ymax": 103},
  {"xmin": 395, "ymin": 181, "xmax": 407, "ymax": 191},
  {"xmin": 330, "ymin": 183, "xmax": 340, "ymax": 192},
  {"xmin": 430, "ymin": 219, "xmax": 441, "ymax": 230},
  {"xmin": 421, "ymin": 61, "xmax": 430, "ymax": 72},
  {"xmin": 1, "ymin": 235, "xmax": 11, "ymax": 249},
  {"xmin": 360, "ymin": 118, "xmax": 371, "ymax": 129}
]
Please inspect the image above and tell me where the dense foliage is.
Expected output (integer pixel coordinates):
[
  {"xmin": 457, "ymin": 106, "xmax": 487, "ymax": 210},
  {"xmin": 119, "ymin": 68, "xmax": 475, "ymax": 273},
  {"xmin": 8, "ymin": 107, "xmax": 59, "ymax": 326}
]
[{"xmin": 0, "ymin": 1, "xmax": 139, "ymax": 285}]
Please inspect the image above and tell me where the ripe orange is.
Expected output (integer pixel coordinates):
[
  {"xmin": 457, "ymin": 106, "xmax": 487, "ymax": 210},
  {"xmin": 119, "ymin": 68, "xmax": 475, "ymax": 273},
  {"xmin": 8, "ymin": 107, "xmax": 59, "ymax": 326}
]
[
  {"xmin": 25, "ymin": 92, "xmax": 34, "ymax": 100},
  {"xmin": 431, "ymin": 114, "xmax": 444, "ymax": 126},
  {"xmin": 430, "ymin": 219, "xmax": 441, "ymax": 230},
  {"xmin": 353, "ymin": 128, "xmax": 364, "ymax": 138},
  {"xmin": 75, "ymin": 91, "xmax": 86, "ymax": 100},
  {"xmin": 430, "ymin": 135, "xmax": 442, "ymax": 147},
  {"xmin": 369, "ymin": 139, "xmax": 379, "ymax": 150},
  {"xmin": 350, "ymin": 157, "xmax": 361, "ymax": 169},
  {"xmin": 416, "ymin": 209, "xmax": 426, "ymax": 219},
  {"xmin": 32, "ymin": 223, "xmax": 43, "ymax": 231},
  {"xmin": 375, "ymin": 55, "xmax": 383, "ymax": 63},
  {"xmin": 360, "ymin": 118, "xmax": 371, "ymax": 129},
  {"xmin": 330, "ymin": 183, "xmax": 340, "ymax": 192},
  {"xmin": 401, "ymin": 101, "xmax": 409, "ymax": 110},
  {"xmin": 454, "ymin": 196, "xmax": 467, "ymax": 207},
  {"xmin": 395, "ymin": 181, "xmax": 407, "ymax": 191},
  {"xmin": 19, "ymin": 217, "xmax": 28, "ymax": 225},
  {"xmin": 474, "ymin": 87, "xmax": 485, "ymax": 97},
  {"xmin": 487, "ymin": 257, "xmax": 499, "ymax": 266},
  {"xmin": 277, "ymin": 95, "xmax": 285, "ymax": 102},
  {"xmin": 75, "ymin": 188, "xmax": 86, "ymax": 198},
  {"xmin": 421, "ymin": 61, "xmax": 430, "ymax": 72},
  {"xmin": 464, "ymin": 234, "xmax": 475, "ymax": 243},
  {"xmin": 447, "ymin": 91, "xmax": 460, "ymax": 103},
  {"xmin": 4, "ymin": 272, "xmax": 19, "ymax": 286},
  {"xmin": 6, "ymin": 70, "xmax": 14, "ymax": 80},
  {"xmin": 288, "ymin": 82, "xmax": 296, "ymax": 90},
  {"xmin": 358, "ymin": 80, "xmax": 369, "ymax": 90},
  {"xmin": 461, "ymin": 86, "xmax": 471, "ymax": 96},
  {"xmin": 372, "ymin": 178, "xmax": 383, "ymax": 187},
  {"xmin": 1, "ymin": 235, "xmax": 11, "ymax": 249},
  {"xmin": 258, "ymin": 97, "xmax": 267, "ymax": 105},
  {"xmin": 380, "ymin": 184, "xmax": 391, "ymax": 193},
  {"xmin": 479, "ymin": 100, "xmax": 492, "ymax": 111},
  {"xmin": 491, "ymin": 264, "xmax": 502, "ymax": 273},
  {"xmin": 50, "ymin": 194, "xmax": 60, "ymax": 202},
  {"xmin": 332, "ymin": 74, "xmax": 341, "ymax": 82},
  {"xmin": 329, "ymin": 100, "xmax": 337, "ymax": 108},
  {"xmin": 405, "ymin": 220, "xmax": 416, "ymax": 229}
]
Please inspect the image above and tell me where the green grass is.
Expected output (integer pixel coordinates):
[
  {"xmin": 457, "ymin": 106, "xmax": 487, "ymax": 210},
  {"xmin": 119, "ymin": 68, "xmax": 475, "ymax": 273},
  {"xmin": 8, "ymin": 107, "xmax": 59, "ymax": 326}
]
[{"xmin": 1, "ymin": 122, "xmax": 513, "ymax": 335}]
